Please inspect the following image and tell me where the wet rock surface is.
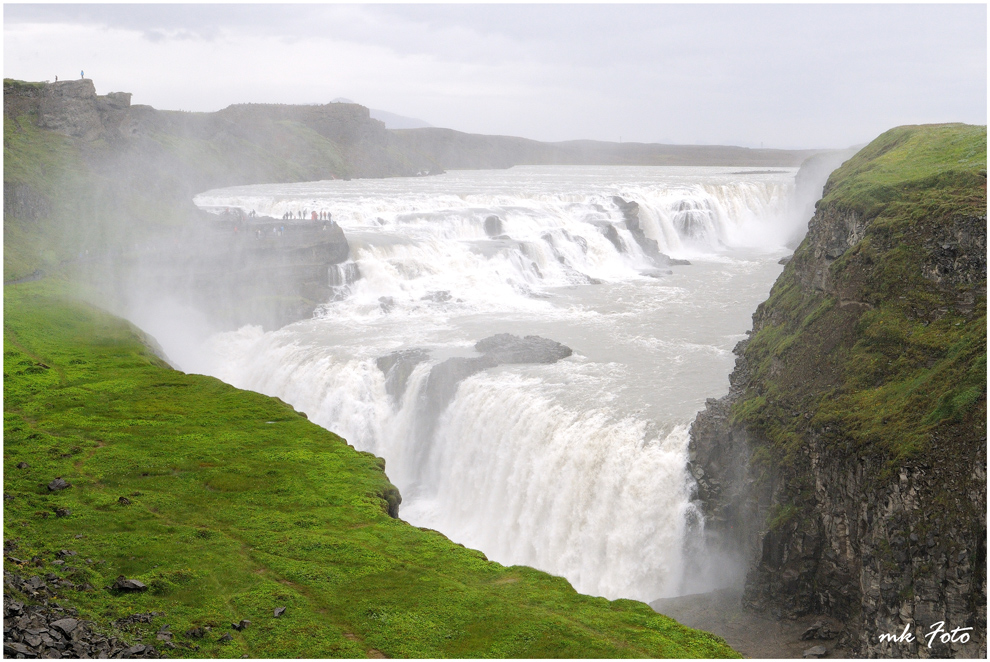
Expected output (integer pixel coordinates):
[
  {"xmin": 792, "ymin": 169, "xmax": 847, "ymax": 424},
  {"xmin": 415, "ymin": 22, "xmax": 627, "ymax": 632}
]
[
  {"xmin": 611, "ymin": 196, "xmax": 689, "ymax": 267},
  {"xmin": 376, "ymin": 349, "xmax": 431, "ymax": 404},
  {"xmin": 474, "ymin": 333, "xmax": 573, "ymax": 365},
  {"xmin": 424, "ymin": 334, "xmax": 573, "ymax": 414}
]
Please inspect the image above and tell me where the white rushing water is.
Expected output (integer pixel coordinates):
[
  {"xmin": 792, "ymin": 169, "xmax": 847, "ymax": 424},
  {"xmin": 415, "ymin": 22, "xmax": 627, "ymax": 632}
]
[{"xmin": 163, "ymin": 166, "xmax": 802, "ymax": 602}]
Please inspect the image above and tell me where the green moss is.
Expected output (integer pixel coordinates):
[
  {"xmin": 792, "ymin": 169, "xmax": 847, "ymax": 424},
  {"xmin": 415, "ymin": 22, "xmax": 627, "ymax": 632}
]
[
  {"xmin": 767, "ymin": 503, "xmax": 800, "ymax": 531},
  {"xmin": 737, "ymin": 124, "xmax": 986, "ymax": 476},
  {"xmin": 3, "ymin": 279, "xmax": 740, "ymax": 659}
]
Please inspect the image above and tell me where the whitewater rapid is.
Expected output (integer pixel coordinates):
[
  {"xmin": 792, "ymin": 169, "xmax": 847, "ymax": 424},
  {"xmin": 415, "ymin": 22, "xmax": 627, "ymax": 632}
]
[{"xmin": 156, "ymin": 166, "xmax": 801, "ymax": 602}]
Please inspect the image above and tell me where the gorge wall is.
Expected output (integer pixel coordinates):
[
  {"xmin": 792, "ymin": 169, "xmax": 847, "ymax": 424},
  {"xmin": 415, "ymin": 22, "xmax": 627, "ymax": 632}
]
[{"xmin": 689, "ymin": 124, "xmax": 987, "ymax": 657}]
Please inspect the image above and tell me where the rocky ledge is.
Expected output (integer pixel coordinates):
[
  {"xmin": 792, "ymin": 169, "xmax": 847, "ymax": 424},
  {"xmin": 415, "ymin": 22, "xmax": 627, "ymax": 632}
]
[{"xmin": 376, "ymin": 334, "xmax": 573, "ymax": 414}]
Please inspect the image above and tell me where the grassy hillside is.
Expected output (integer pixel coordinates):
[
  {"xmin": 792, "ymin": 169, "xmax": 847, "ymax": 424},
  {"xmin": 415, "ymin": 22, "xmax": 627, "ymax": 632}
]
[
  {"xmin": 3, "ymin": 279, "xmax": 739, "ymax": 658},
  {"xmin": 735, "ymin": 123, "xmax": 986, "ymax": 472}
]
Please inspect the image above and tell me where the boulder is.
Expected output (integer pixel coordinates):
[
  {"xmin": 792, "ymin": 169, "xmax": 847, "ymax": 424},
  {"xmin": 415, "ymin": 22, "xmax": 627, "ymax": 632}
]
[
  {"xmin": 801, "ymin": 621, "xmax": 835, "ymax": 640},
  {"xmin": 273, "ymin": 607, "xmax": 286, "ymax": 618},
  {"xmin": 113, "ymin": 577, "xmax": 148, "ymax": 592},
  {"xmin": 47, "ymin": 478, "xmax": 70, "ymax": 491},
  {"xmin": 50, "ymin": 618, "xmax": 78, "ymax": 636},
  {"xmin": 16, "ymin": 462, "xmax": 29, "ymax": 469},
  {"xmin": 803, "ymin": 645, "xmax": 828, "ymax": 658}
]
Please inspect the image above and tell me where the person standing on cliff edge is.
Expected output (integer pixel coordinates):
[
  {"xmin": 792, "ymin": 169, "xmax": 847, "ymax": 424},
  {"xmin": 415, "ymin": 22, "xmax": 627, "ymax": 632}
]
[{"xmin": 80, "ymin": 70, "xmax": 84, "ymax": 79}]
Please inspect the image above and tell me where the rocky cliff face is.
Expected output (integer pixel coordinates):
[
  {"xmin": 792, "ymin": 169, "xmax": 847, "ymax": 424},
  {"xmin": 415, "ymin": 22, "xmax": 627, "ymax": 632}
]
[
  {"xmin": 3, "ymin": 79, "xmax": 369, "ymax": 328},
  {"xmin": 689, "ymin": 125, "xmax": 986, "ymax": 658},
  {"xmin": 34, "ymin": 79, "xmax": 132, "ymax": 142}
]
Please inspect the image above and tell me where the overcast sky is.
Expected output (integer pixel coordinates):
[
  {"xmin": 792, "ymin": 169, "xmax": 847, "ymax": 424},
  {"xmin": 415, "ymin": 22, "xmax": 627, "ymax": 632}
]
[{"xmin": 4, "ymin": 3, "xmax": 986, "ymax": 149}]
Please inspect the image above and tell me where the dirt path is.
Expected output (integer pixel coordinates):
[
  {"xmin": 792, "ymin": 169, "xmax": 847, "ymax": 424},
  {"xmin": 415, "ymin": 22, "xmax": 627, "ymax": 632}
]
[{"xmin": 650, "ymin": 588, "xmax": 854, "ymax": 659}]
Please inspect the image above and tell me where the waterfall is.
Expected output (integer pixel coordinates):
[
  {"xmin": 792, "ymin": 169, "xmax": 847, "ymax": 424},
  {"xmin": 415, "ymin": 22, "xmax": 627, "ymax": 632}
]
[{"xmin": 171, "ymin": 165, "xmax": 799, "ymax": 601}]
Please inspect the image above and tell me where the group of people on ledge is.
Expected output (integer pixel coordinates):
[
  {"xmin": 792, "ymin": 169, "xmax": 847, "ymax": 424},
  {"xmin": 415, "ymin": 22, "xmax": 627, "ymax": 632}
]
[
  {"xmin": 281, "ymin": 210, "xmax": 334, "ymax": 223},
  {"xmin": 219, "ymin": 207, "xmax": 337, "ymax": 238}
]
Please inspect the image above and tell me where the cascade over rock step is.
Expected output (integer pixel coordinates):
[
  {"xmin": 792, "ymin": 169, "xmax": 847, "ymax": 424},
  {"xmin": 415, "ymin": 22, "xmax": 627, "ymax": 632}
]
[{"xmin": 376, "ymin": 334, "xmax": 573, "ymax": 412}]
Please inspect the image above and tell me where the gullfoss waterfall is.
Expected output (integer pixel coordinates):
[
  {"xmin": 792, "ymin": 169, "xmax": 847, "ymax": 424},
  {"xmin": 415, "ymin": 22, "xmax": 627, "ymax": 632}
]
[{"xmin": 159, "ymin": 166, "xmax": 803, "ymax": 603}]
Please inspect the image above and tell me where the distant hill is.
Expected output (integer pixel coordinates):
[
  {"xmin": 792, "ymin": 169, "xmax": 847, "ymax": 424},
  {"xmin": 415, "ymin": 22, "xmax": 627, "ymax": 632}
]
[
  {"xmin": 390, "ymin": 128, "xmax": 820, "ymax": 170},
  {"xmin": 331, "ymin": 97, "xmax": 433, "ymax": 129}
]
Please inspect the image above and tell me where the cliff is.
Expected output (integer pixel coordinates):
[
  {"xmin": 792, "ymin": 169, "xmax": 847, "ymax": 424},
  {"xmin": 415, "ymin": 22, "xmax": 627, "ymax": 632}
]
[
  {"xmin": 4, "ymin": 79, "xmax": 372, "ymax": 327},
  {"xmin": 689, "ymin": 124, "xmax": 986, "ymax": 657},
  {"xmin": 3, "ymin": 77, "xmax": 820, "ymax": 329}
]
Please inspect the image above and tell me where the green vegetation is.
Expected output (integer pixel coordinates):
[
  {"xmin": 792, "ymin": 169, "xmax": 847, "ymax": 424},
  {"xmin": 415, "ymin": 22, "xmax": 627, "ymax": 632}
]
[
  {"xmin": 4, "ymin": 110, "xmax": 89, "ymax": 279},
  {"xmin": 3, "ymin": 279, "xmax": 738, "ymax": 658},
  {"xmin": 732, "ymin": 124, "xmax": 986, "ymax": 477},
  {"xmin": 820, "ymin": 123, "xmax": 987, "ymax": 220}
]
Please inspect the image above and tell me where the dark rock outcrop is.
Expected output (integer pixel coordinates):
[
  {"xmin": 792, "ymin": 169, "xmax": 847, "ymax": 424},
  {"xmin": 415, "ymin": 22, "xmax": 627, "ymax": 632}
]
[
  {"xmin": 474, "ymin": 333, "xmax": 573, "ymax": 364},
  {"xmin": 37, "ymin": 79, "xmax": 131, "ymax": 143},
  {"xmin": 421, "ymin": 334, "xmax": 572, "ymax": 416},
  {"xmin": 612, "ymin": 197, "xmax": 689, "ymax": 267},
  {"xmin": 376, "ymin": 349, "xmax": 431, "ymax": 404},
  {"xmin": 688, "ymin": 126, "xmax": 986, "ymax": 658},
  {"xmin": 599, "ymin": 223, "xmax": 626, "ymax": 253}
]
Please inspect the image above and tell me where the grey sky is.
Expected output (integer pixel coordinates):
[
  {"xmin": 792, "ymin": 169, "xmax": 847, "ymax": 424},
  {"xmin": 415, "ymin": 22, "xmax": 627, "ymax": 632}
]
[{"xmin": 4, "ymin": 3, "xmax": 986, "ymax": 149}]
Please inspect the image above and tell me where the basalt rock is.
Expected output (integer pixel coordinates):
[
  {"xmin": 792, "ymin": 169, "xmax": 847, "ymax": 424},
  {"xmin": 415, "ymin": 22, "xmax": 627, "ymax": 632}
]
[
  {"xmin": 3, "ymin": 571, "xmax": 162, "ymax": 658},
  {"xmin": 687, "ymin": 127, "xmax": 987, "ymax": 658},
  {"xmin": 376, "ymin": 349, "xmax": 431, "ymax": 404},
  {"xmin": 611, "ymin": 196, "xmax": 684, "ymax": 267},
  {"xmin": 474, "ymin": 333, "xmax": 572, "ymax": 365},
  {"xmin": 423, "ymin": 334, "xmax": 572, "ymax": 416},
  {"xmin": 113, "ymin": 577, "xmax": 148, "ymax": 592},
  {"xmin": 46, "ymin": 478, "xmax": 70, "ymax": 492}
]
